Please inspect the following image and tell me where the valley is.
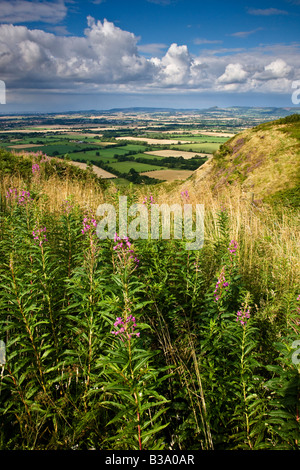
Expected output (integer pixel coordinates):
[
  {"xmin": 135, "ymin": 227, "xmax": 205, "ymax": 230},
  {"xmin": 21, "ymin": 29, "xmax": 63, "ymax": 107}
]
[{"xmin": 1, "ymin": 106, "xmax": 298, "ymax": 185}]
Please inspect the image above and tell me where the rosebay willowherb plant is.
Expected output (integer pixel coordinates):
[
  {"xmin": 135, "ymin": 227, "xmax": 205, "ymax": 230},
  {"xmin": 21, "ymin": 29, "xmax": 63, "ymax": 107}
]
[{"xmin": 99, "ymin": 313, "xmax": 170, "ymax": 450}]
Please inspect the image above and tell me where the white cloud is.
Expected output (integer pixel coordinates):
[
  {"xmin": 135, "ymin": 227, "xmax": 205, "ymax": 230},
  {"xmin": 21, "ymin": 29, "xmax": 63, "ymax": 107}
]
[
  {"xmin": 194, "ymin": 38, "xmax": 223, "ymax": 45},
  {"xmin": 230, "ymin": 28, "xmax": 262, "ymax": 38},
  {"xmin": 0, "ymin": 18, "xmax": 298, "ymax": 99},
  {"xmin": 247, "ymin": 7, "xmax": 289, "ymax": 16},
  {"xmin": 265, "ymin": 59, "xmax": 292, "ymax": 77},
  {"xmin": 156, "ymin": 43, "xmax": 192, "ymax": 85},
  {"xmin": 217, "ymin": 63, "xmax": 248, "ymax": 84},
  {"xmin": 0, "ymin": 0, "xmax": 67, "ymax": 24},
  {"xmin": 137, "ymin": 43, "xmax": 168, "ymax": 55},
  {"xmin": 253, "ymin": 59, "xmax": 292, "ymax": 80},
  {"xmin": 0, "ymin": 18, "xmax": 153, "ymax": 86}
]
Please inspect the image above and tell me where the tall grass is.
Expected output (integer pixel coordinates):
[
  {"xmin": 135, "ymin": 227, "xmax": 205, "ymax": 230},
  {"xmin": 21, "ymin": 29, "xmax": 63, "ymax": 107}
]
[{"xmin": 0, "ymin": 154, "xmax": 299, "ymax": 449}]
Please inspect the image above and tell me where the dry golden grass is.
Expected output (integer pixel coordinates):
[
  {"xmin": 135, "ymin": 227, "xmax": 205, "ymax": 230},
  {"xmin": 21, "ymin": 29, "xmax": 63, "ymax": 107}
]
[
  {"xmin": 196, "ymin": 125, "xmax": 300, "ymax": 200},
  {"xmin": 1, "ymin": 172, "xmax": 108, "ymax": 215},
  {"xmin": 151, "ymin": 179, "xmax": 300, "ymax": 293}
]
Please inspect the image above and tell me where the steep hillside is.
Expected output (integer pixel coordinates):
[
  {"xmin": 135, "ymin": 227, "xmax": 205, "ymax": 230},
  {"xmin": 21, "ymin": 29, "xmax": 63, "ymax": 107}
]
[{"xmin": 192, "ymin": 114, "xmax": 300, "ymax": 207}]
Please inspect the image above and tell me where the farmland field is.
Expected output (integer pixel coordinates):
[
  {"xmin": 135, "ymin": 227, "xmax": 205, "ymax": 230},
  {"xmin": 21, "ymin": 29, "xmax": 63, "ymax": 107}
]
[
  {"xmin": 131, "ymin": 152, "xmax": 165, "ymax": 161},
  {"xmin": 140, "ymin": 168, "xmax": 194, "ymax": 180},
  {"xmin": 65, "ymin": 160, "xmax": 117, "ymax": 178},
  {"xmin": 115, "ymin": 136, "xmax": 193, "ymax": 145},
  {"xmin": 68, "ymin": 144, "xmax": 151, "ymax": 163},
  {"xmin": 8, "ymin": 143, "xmax": 44, "ymax": 149},
  {"xmin": 170, "ymin": 142, "xmax": 221, "ymax": 153},
  {"xmin": 0, "ymin": 116, "xmax": 227, "ymax": 184},
  {"xmin": 166, "ymin": 134, "xmax": 230, "ymax": 143},
  {"xmin": 109, "ymin": 161, "xmax": 165, "ymax": 173},
  {"xmin": 144, "ymin": 149, "xmax": 209, "ymax": 159},
  {"xmin": 144, "ymin": 133, "xmax": 230, "ymax": 143}
]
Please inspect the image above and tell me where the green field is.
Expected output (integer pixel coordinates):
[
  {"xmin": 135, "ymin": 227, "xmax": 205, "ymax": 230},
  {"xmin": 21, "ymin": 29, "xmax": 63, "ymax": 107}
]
[
  {"xmin": 170, "ymin": 142, "xmax": 221, "ymax": 153},
  {"xmin": 131, "ymin": 152, "xmax": 164, "ymax": 161},
  {"xmin": 0, "ymin": 131, "xmax": 215, "ymax": 179},
  {"xmin": 68, "ymin": 145, "xmax": 151, "ymax": 164},
  {"xmin": 109, "ymin": 161, "xmax": 165, "ymax": 173},
  {"xmin": 68, "ymin": 150, "xmax": 117, "ymax": 163},
  {"xmin": 169, "ymin": 134, "xmax": 229, "ymax": 143}
]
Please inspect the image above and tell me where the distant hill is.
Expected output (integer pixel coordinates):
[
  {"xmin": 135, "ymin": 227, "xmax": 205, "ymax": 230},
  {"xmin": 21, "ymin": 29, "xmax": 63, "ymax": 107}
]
[
  {"xmin": 97, "ymin": 106, "xmax": 300, "ymax": 118},
  {"xmin": 192, "ymin": 114, "xmax": 300, "ymax": 208}
]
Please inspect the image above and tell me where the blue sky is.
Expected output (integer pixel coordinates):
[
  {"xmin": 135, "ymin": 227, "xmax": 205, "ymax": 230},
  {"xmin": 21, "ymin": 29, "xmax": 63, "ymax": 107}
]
[{"xmin": 0, "ymin": 0, "xmax": 299, "ymax": 112}]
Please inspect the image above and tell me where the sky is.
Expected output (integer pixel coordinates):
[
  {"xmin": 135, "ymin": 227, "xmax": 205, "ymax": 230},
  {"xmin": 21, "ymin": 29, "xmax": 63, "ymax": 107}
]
[{"xmin": 0, "ymin": 0, "xmax": 299, "ymax": 113}]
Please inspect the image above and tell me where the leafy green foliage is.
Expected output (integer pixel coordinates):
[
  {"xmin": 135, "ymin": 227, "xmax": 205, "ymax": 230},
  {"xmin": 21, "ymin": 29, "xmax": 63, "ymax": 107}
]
[{"xmin": 0, "ymin": 180, "xmax": 299, "ymax": 450}]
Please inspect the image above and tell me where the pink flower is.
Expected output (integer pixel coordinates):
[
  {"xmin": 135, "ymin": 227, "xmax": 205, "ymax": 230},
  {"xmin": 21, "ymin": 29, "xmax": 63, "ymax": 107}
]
[
  {"xmin": 236, "ymin": 307, "xmax": 251, "ymax": 326},
  {"xmin": 32, "ymin": 163, "xmax": 40, "ymax": 175},
  {"xmin": 62, "ymin": 199, "xmax": 73, "ymax": 214},
  {"xmin": 6, "ymin": 188, "xmax": 33, "ymax": 206},
  {"xmin": 180, "ymin": 189, "xmax": 189, "ymax": 200},
  {"xmin": 142, "ymin": 194, "xmax": 155, "ymax": 205},
  {"xmin": 111, "ymin": 314, "xmax": 140, "ymax": 341},
  {"xmin": 32, "ymin": 226, "xmax": 48, "ymax": 246},
  {"xmin": 113, "ymin": 233, "xmax": 139, "ymax": 267},
  {"xmin": 82, "ymin": 213, "xmax": 97, "ymax": 235},
  {"xmin": 214, "ymin": 266, "xmax": 229, "ymax": 302},
  {"xmin": 228, "ymin": 240, "xmax": 238, "ymax": 255}
]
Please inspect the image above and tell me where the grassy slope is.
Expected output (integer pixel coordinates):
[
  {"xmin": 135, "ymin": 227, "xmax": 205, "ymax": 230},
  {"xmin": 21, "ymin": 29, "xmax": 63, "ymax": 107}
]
[{"xmin": 191, "ymin": 115, "xmax": 300, "ymax": 207}]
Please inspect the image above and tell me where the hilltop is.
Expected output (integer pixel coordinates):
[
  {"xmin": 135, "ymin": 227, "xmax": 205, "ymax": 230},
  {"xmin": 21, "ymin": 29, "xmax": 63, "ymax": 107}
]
[{"xmin": 191, "ymin": 114, "xmax": 300, "ymax": 208}]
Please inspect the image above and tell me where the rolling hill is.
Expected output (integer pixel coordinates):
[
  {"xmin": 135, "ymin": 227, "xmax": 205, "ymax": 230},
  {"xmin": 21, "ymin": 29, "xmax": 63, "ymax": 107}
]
[{"xmin": 191, "ymin": 114, "xmax": 300, "ymax": 207}]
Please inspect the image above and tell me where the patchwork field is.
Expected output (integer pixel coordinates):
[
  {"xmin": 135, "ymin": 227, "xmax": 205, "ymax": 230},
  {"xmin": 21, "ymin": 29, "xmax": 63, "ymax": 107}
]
[
  {"xmin": 63, "ymin": 160, "xmax": 117, "ymax": 179},
  {"xmin": 115, "ymin": 136, "xmax": 193, "ymax": 145},
  {"xmin": 170, "ymin": 142, "xmax": 221, "ymax": 153},
  {"xmin": 144, "ymin": 149, "xmax": 210, "ymax": 159},
  {"xmin": 140, "ymin": 169, "xmax": 194, "ymax": 181},
  {"xmin": 166, "ymin": 134, "xmax": 230, "ymax": 143},
  {"xmin": 161, "ymin": 130, "xmax": 236, "ymax": 138},
  {"xmin": 8, "ymin": 144, "xmax": 44, "ymax": 149},
  {"xmin": 109, "ymin": 161, "xmax": 165, "ymax": 173},
  {"xmin": 0, "ymin": 122, "xmax": 226, "ymax": 184}
]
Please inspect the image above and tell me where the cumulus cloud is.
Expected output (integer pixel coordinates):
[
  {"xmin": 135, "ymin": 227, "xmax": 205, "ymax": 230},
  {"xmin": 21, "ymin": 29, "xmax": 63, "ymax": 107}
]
[
  {"xmin": 0, "ymin": 17, "xmax": 298, "ymax": 98},
  {"xmin": 253, "ymin": 59, "xmax": 292, "ymax": 80},
  {"xmin": 0, "ymin": 0, "xmax": 67, "ymax": 24},
  {"xmin": 264, "ymin": 59, "xmax": 292, "ymax": 77},
  {"xmin": 154, "ymin": 43, "xmax": 192, "ymax": 85},
  {"xmin": 217, "ymin": 63, "xmax": 248, "ymax": 84},
  {"xmin": 0, "ymin": 18, "xmax": 153, "ymax": 87}
]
